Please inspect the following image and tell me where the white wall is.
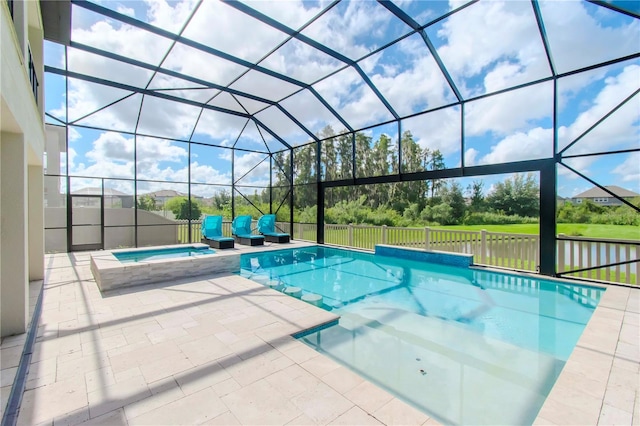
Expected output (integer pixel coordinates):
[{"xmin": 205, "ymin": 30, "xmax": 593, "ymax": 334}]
[
  {"xmin": 45, "ymin": 208, "xmax": 181, "ymax": 252},
  {"xmin": 1, "ymin": 1, "xmax": 45, "ymax": 337}
]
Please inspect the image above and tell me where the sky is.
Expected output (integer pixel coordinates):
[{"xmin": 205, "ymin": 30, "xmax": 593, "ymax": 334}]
[{"xmin": 43, "ymin": 0, "xmax": 640, "ymax": 199}]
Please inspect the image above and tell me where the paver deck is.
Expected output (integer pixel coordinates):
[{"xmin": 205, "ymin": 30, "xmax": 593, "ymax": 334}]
[{"xmin": 1, "ymin": 241, "xmax": 638, "ymax": 425}]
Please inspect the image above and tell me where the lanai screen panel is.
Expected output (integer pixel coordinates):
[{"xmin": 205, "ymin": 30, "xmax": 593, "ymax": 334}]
[{"xmin": 42, "ymin": 0, "xmax": 639, "ymax": 254}]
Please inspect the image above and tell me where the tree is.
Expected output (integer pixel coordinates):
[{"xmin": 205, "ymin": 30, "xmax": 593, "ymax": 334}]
[
  {"xmin": 428, "ymin": 150, "xmax": 445, "ymax": 198},
  {"xmin": 165, "ymin": 197, "xmax": 202, "ymax": 220},
  {"xmin": 441, "ymin": 181, "xmax": 466, "ymax": 224},
  {"xmin": 137, "ymin": 194, "xmax": 157, "ymax": 211},
  {"xmin": 486, "ymin": 173, "xmax": 539, "ymax": 217},
  {"xmin": 467, "ymin": 180, "xmax": 485, "ymax": 213}
]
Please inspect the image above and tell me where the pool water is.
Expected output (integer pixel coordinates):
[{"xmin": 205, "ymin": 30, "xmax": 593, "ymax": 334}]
[
  {"xmin": 240, "ymin": 246, "xmax": 603, "ymax": 425},
  {"xmin": 114, "ymin": 246, "xmax": 216, "ymax": 263}
]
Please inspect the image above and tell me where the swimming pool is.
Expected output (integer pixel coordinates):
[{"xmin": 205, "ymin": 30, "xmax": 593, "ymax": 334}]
[
  {"xmin": 240, "ymin": 246, "xmax": 604, "ymax": 425},
  {"xmin": 114, "ymin": 246, "xmax": 216, "ymax": 263}
]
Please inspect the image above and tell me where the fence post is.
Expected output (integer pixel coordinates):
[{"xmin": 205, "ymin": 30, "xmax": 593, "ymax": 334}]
[
  {"xmin": 348, "ymin": 224, "xmax": 354, "ymax": 247},
  {"xmin": 480, "ymin": 229, "xmax": 487, "ymax": 265},
  {"xmin": 557, "ymin": 233, "xmax": 565, "ymax": 274},
  {"xmin": 424, "ymin": 227, "xmax": 430, "ymax": 250},
  {"xmin": 382, "ymin": 225, "xmax": 387, "ymax": 245}
]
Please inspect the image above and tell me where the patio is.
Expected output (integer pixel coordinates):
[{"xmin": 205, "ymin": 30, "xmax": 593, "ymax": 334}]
[{"xmin": 0, "ymin": 242, "xmax": 638, "ymax": 425}]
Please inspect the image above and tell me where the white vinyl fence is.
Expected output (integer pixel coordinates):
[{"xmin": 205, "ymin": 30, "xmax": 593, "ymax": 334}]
[{"xmin": 177, "ymin": 221, "xmax": 638, "ymax": 286}]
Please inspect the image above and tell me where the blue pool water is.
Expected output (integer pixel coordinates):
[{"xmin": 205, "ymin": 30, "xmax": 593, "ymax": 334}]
[
  {"xmin": 114, "ymin": 246, "xmax": 215, "ymax": 263},
  {"xmin": 240, "ymin": 246, "xmax": 604, "ymax": 425}
]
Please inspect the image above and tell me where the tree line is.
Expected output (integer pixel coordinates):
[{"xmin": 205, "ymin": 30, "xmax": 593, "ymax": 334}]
[{"xmin": 137, "ymin": 125, "xmax": 638, "ymax": 228}]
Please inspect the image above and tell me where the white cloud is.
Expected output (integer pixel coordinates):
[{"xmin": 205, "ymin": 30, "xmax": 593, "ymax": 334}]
[
  {"xmin": 558, "ymin": 65, "xmax": 640, "ymax": 153},
  {"xmin": 477, "ymin": 127, "xmax": 553, "ymax": 165},
  {"xmin": 539, "ymin": 0, "xmax": 640, "ymax": 74},
  {"xmin": 435, "ymin": 1, "xmax": 550, "ymax": 97},
  {"xmin": 464, "ymin": 148, "xmax": 478, "ymax": 167},
  {"xmin": 612, "ymin": 152, "xmax": 640, "ymax": 188},
  {"xmin": 465, "ymin": 81, "xmax": 554, "ymax": 137},
  {"xmin": 116, "ymin": 5, "xmax": 135, "ymax": 18}
]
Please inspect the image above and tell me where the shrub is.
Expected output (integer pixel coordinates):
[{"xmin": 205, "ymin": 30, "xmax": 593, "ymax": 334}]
[{"xmin": 463, "ymin": 212, "xmax": 538, "ymax": 225}]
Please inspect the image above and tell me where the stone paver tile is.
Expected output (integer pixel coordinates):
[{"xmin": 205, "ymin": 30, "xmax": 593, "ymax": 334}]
[
  {"xmin": 1, "ymin": 385, "xmax": 11, "ymax": 419},
  {"xmin": 612, "ymin": 356, "xmax": 640, "ymax": 374},
  {"xmin": 624, "ymin": 311, "xmax": 640, "ymax": 326},
  {"xmin": 603, "ymin": 384, "xmax": 637, "ymax": 414},
  {"xmin": 285, "ymin": 413, "xmax": 316, "ymax": 425},
  {"xmin": 536, "ymin": 396, "xmax": 600, "ymax": 426},
  {"xmin": 139, "ymin": 353, "xmax": 194, "ymax": 384},
  {"xmin": 19, "ymin": 376, "xmax": 88, "ymax": 425},
  {"xmin": 228, "ymin": 335, "xmax": 272, "ymax": 360},
  {"xmin": 280, "ymin": 343, "xmax": 320, "ymax": 364},
  {"xmin": 1, "ymin": 367, "xmax": 17, "ymax": 388},
  {"xmin": 108, "ymin": 341, "xmax": 181, "ymax": 373},
  {"xmin": 182, "ymin": 321, "xmax": 226, "ymax": 339},
  {"xmin": 208, "ymin": 376, "xmax": 240, "ymax": 398},
  {"xmin": 600, "ymin": 403, "xmax": 633, "ymax": 425},
  {"xmin": 128, "ymin": 387, "xmax": 227, "ymax": 425},
  {"xmin": 608, "ymin": 365, "xmax": 640, "ymax": 390},
  {"xmin": 26, "ymin": 357, "xmax": 57, "ymax": 382},
  {"xmin": 290, "ymin": 381, "xmax": 353, "ymax": 425},
  {"xmin": 85, "ymin": 367, "xmax": 116, "ymax": 393},
  {"xmin": 422, "ymin": 417, "xmax": 443, "ymax": 425},
  {"xmin": 219, "ymin": 352, "xmax": 291, "ymax": 387},
  {"xmin": 146, "ymin": 326, "xmax": 188, "ymax": 345},
  {"xmin": 25, "ymin": 372, "xmax": 56, "ymax": 391},
  {"xmin": 0, "ymin": 334, "xmax": 27, "ymax": 349},
  {"xmin": 221, "ymin": 379, "xmax": 301, "ymax": 425},
  {"xmin": 81, "ymin": 334, "xmax": 128, "ymax": 356},
  {"xmin": 300, "ymin": 355, "xmax": 341, "ymax": 379},
  {"xmin": 79, "ymin": 408, "xmax": 127, "ymax": 425},
  {"xmin": 114, "ymin": 366, "xmax": 143, "ymax": 383},
  {"xmin": 52, "ymin": 406, "xmax": 90, "ymax": 426},
  {"xmin": 178, "ymin": 335, "xmax": 233, "ymax": 366},
  {"xmin": 345, "ymin": 381, "xmax": 394, "ymax": 414},
  {"xmin": 203, "ymin": 411, "xmax": 241, "ymax": 425},
  {"xmin": 265, "ymin": 364, "xmax": 321, "ymax": 399},
  {"xmin": 56, "ymin": 351, "xmax": 110, "ymax": 380},
  {"xmin": 532, "ymin": 415, "xmax": 559, "ymax": 425},
  {"xmin": 174, "ymin": 361, "xmax": 231, "ymax": 396},
  {"xmin": 616, "ymin": 341, "xmax": 640, "ymax": 364},
  {"xmin": 551, "ymin": 368, "xmax": 608, "ymax": 401},
  {"xmin": 1, "ymin": 346, "xmax": 23, "ymax": 370},
  {"xmin": 321, "ymin": 366, "xmax": 364, "ymax": 395},
  {"xmin": 374, "ymin": 398, "xmax": 430, "ymax": 426},
  {"xmin": 153, "ymin": 310, "xmax": 196, "ymax": 329},
  {"xmin": 214, "ymin": 330, "xmax": 241, "ymax": 345},
  {"xmin": 124, "ymin": 377, "xmax": 185, "ymax": 420},
  {"xmin": 224, "ymin": 313, "xmax": 279, "ymax": 335},
  {"xmin": 328, "ymin": 406, "xmax": 383, "ymax": 425},
  {"xmin": 87, "ymin": 375, "xmax": 150, "ymax": 419}
]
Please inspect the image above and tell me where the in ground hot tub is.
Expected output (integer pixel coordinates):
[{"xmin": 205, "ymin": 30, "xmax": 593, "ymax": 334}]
[{"xmin": 90, "ymin": 243, "xmax": 240, "ymax": 292}]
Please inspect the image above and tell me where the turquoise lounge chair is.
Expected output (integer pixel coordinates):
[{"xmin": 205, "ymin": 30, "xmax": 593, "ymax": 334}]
[
  {"xmin": 201, "ymin": 215, "xmax": 235, "ymax": 249},
  {"xmin": 257, "ymin": 214, "xmax": 290, "ymax": 243},
  {"xmin": 231, "ymin": 215, "xmax": 264, "ymax": 246}
]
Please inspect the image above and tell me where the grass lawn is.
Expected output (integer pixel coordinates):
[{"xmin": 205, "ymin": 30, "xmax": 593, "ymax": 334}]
[{"xmin": 437, "ymin": 223, "xmax": 640, "ymax": 240}]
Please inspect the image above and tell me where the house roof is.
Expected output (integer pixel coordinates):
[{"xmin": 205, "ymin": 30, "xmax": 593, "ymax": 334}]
[{"xmin": 573, "ymin": 185, "xmax": 640, "ymax": 199}]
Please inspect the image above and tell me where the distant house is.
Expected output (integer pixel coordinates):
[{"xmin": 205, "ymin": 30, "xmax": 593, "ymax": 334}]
[{"xmin": 571, "ymin": 185, "xmax": 639, "ymax": 206}]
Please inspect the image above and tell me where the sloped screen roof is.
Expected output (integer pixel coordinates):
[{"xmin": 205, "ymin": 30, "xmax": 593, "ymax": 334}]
[{"xmin": 43, "ymin": 0, "xmax": 639, "ymax": 207}]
